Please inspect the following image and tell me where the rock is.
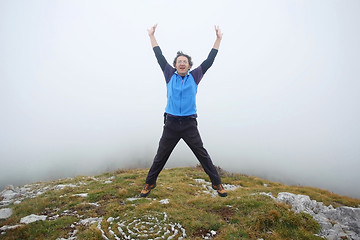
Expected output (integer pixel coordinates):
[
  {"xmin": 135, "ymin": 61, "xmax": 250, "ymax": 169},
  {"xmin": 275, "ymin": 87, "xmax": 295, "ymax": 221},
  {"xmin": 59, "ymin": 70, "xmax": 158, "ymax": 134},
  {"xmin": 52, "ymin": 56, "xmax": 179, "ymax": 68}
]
[
  {"xmin": 258, "ymin": 192, "xmax": 275, "ymax": 200},
  {"xmin": 194, "ymin": 179, "xmax": 206, "ymax": 184},
  {"xmin": 72, "ymin": 193, "xmax": 88, "ymax": 198},
  {"xmin": 87, "ymin": 202, "xmax": 100, "ymax": 207},
  {"xmin": 79, "ymin": 217, "xmax": 102, "ymax": 226},
  {"xmin": 321, "ymin": 206, "xmax": 360, "ymax": 238},
  {"xmin": 53, "ymin": 184, "xmax": 77, "ymax": 190},
  {"xmin": 276, "ymin": 192, "xmax": 322, "ymax": 214},
  {"xmin": 1, "ymin": 184, "xmax": 57, "ymax": 207},
  {"xmin": 194, "ymin": 179, "xmax": 241, "ymax": 197},
  {"xmin": 0, "ymin": 185, "xmax": 19, "ymax": 206},
  {"xmin": 0, "ymin": 208, "xmax": 13, "ymax": 219},
  {"xmin": 126, "ymin": 197, "xmax": 140, "ymax": 202},
  {"xmin": 223, "ymin": 183, "xmax": 241, "ymax": 191},
  {"xmin": 20, "ymin": 214, "xmax": 47, "ymax": 224},
  {"xmin": 159, "ymin": 199, "xmax": 170, "ymax": 204},
  {"xmin": 260, "ymin": 192, "xmax": 360, "ymax": 239},
  {"xmin": 0, "ymin": 224, "xmax": 22, "ymax": 231}
]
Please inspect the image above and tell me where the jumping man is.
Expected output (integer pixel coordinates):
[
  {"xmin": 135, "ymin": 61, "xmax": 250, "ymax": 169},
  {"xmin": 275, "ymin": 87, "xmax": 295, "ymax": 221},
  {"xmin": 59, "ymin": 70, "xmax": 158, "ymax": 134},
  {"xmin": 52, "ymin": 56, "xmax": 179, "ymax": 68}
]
[{"xmin": 140, "ymin": 24, "xmax": 227, "ymax": 198}]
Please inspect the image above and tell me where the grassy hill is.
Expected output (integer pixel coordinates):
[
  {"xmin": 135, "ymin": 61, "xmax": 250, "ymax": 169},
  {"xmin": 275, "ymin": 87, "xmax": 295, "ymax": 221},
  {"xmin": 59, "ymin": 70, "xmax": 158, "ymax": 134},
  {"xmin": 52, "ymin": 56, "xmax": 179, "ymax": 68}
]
[{"xmin": 1, "ymin": 166, "xmax": 359, "ymax": 239}]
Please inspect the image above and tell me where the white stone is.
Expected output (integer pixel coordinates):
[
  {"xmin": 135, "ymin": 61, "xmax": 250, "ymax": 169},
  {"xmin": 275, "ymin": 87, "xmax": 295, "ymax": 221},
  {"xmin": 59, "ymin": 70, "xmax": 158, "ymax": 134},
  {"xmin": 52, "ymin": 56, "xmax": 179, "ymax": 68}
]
[
  {"xmin": 0, "ymin": 189, "xmax": 18, "ymax": 201},
  {"xmin": 258, "ymin": 192, "xmax": 275, "ymax": 200},
  {"xmin": 53, "ymin": 184, "xmax": 77, "ymax": 190},
  {"xmin": 48, "ymin": 214, "xmax": 60, "ymax": 221},
  {"xmin": 20, "ymin": 214, "xmax": 47, "ymax": 224},
  {"xmin": 159, "ymin": 199, "xmax": 169, "ymax": 204},
  {"xmin": 0, "ymin": 186, "xmax": 19, "ymax": 206},
  {"xmin": 88, "ymin": 202, "xmax": 100, "ymax": 207},
  {"xmin": 0, "ymin": 208, "xmax": 13, "ymax": 219},
  {"xmin": 194, "ymin": 179, "xmax": 207, "ymax": 184},
  {"xmin": 0, "ymin": 224, "xmax": 22, "ymax": 231},
  {"xmin": 223, "ymin": 183, "xmax": 241, "ymax": 191},
  {"xmin": 36, "ymin": 191, "xmax": 44, "ymax": 196},
  {"xmin": 72, "ymin": 193, "xmax": 88, "ymax": 198},
  {"xmin": 194, "ymin": 179, "xmax": 241, "ymax": 197},
  {"xmin": 126, "ymin": 197, "xmax": 140, "ymax": 202},
  {"xmin": 79, "ymin": 217, "xmax": 102, "ymax": 226}
]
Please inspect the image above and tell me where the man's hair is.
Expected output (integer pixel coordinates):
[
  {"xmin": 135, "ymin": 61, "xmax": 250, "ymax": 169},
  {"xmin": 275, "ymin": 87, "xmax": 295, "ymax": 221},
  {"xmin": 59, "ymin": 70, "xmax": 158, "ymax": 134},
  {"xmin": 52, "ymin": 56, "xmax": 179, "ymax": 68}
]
[{"xmin": 173, "ymin": 51, "xmax": 193, "ymax": 68}]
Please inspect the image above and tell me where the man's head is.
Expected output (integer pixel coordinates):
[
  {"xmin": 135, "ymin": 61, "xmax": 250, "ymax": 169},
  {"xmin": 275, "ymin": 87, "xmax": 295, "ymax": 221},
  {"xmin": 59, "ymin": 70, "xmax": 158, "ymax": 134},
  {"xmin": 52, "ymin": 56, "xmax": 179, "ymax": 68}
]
[{"xmin": 173, "ymin": 51, "xmax": 193, "ymax": 76}]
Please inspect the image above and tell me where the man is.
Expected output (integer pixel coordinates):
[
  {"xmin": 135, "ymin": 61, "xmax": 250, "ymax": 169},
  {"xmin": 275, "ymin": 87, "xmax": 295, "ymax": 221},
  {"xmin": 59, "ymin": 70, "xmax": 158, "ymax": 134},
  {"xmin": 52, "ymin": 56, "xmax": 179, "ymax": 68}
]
[{"xmin": 140, "ymin": 24, "xmax": 227, "ymax": 198}]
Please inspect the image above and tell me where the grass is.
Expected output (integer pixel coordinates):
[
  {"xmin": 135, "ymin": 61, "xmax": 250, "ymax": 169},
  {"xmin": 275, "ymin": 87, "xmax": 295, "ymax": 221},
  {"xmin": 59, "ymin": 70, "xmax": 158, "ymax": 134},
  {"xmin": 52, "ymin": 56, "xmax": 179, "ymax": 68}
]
[{"xmin": 1, "ymin": 166, "xmax": 359, "ymax": 239}]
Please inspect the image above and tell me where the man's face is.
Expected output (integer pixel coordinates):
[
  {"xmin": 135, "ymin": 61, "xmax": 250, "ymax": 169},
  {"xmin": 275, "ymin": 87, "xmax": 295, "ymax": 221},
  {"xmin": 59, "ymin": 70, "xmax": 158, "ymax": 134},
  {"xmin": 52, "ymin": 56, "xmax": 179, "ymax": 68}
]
[{"xmin": 175, "ymin": 56, "xmax": 190, "ymax": 76}]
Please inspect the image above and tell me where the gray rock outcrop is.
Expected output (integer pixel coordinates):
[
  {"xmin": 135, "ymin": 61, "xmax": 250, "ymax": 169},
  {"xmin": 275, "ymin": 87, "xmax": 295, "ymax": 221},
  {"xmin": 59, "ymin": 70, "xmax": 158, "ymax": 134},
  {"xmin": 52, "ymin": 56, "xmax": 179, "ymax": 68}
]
[
  {"xmin": 0, "ymin": 208, "xmax": 13, "ymax": 219},
  {"xmin": 20, "ymin": 214, "xmax": 47, "ymax": 224},
  {"xmin": 261, "ymin": 192, "xmax": 360, "ymax": 240},
  {"xmin": 0, "ymin": 185, "xmax": 19, "ymax": 207}
]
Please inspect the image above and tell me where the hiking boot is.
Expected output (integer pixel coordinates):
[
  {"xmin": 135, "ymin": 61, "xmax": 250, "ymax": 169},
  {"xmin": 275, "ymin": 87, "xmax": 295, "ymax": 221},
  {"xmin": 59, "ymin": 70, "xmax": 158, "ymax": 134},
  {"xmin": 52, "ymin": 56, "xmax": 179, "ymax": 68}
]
[
  {"xmin": 212, "ymin": 184, "xmax": 228, "ymax": 197},
  {"xmin": 140, "ymin": 183, "xmax": 156, "ymax": 197}
]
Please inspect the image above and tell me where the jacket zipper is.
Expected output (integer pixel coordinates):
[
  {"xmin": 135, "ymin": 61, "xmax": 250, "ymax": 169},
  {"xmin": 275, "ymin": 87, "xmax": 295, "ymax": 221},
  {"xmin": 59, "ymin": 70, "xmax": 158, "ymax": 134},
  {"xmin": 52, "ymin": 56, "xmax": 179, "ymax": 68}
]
[{"xmin": 180, "ymin": 76, "xmax": 184, "ymax": 114}]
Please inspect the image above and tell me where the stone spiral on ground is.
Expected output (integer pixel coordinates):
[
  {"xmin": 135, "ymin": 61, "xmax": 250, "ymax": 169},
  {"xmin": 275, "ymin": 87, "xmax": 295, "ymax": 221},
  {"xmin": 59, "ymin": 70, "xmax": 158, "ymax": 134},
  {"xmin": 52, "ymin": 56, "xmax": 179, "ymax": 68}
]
[{"xmin": 107, "ymin": 212, "xmax": 186, "ymax": 240}]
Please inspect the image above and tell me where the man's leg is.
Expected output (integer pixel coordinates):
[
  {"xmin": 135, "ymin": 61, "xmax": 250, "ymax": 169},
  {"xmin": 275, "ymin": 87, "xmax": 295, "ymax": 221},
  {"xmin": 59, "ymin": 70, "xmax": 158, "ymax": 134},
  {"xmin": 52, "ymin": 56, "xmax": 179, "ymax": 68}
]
[
  {"xmin": 145, "ymin": 121, "xmax": 180, "ymax": 185},
  {"xmin": 182, "ymin": 119, "xmax": 222, "ymax": 186}
]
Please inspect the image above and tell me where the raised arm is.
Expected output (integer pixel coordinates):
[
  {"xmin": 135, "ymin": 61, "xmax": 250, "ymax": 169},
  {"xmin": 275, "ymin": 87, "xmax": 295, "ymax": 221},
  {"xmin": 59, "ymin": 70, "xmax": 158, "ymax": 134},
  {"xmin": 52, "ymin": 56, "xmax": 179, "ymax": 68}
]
[
  {"xmin": 213, "ymin": 25, "xmax": 223, "ymax": 50},
  {"xmin": 199, "ymin": 26, "xmax": 223, "ymax": 75},
  {"xmin": 148, "ymin": 24, "xmax": 170, "ymax": 73},
  {"xmin": 147, "ymin": 24, "xmax": 159, "ymax": 48}
]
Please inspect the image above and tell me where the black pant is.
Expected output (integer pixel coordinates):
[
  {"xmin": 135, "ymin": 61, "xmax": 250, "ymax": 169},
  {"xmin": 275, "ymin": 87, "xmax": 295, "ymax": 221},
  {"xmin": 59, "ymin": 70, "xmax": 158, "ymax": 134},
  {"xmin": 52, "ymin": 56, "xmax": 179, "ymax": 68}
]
[{"xmin": 145, "ymin": 117, "xmax": 222, "ymax": 185}]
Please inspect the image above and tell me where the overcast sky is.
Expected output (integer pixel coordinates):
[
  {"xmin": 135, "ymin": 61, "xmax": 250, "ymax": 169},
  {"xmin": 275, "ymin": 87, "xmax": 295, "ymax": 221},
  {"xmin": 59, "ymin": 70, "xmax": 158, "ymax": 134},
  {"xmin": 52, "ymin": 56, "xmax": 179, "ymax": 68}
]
[{"xmin": 1, "ymin": 0, "xmax": 359, "ymax": 198}]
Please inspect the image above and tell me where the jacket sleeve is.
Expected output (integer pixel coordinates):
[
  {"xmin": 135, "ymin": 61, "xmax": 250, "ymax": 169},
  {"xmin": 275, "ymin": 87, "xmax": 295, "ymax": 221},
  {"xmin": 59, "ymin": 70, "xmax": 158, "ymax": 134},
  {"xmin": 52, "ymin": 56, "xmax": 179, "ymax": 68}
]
[
  {"xmin": 153, "ymin": 46, "xmax": 176, "ymax": 83},
  {"xmin": 200, "ymin": 48, "xmax": 218, "ymax": 74},
  {"xmin": 153, "ymin": 46, "xmax": 167, "ymax": 72},
  {"xmin": 191, "ymin": 48, "xmax": 218, "ymax": 85}
]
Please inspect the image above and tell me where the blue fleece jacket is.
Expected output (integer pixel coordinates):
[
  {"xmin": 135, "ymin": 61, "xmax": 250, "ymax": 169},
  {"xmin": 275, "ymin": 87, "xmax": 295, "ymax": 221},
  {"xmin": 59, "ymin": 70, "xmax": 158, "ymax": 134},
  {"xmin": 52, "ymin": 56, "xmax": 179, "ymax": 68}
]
[{"xmin": 153, "ymin": 46, "xmax": 218, "ymax": 117}]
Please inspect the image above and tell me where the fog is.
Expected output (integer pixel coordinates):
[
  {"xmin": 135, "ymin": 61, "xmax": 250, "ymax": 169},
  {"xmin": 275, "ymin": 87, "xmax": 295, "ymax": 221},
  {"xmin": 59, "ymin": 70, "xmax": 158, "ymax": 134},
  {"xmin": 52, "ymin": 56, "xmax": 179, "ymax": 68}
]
[{"xmin": 1, "ymin": 0, "xmax": 359, "ymax": 198}]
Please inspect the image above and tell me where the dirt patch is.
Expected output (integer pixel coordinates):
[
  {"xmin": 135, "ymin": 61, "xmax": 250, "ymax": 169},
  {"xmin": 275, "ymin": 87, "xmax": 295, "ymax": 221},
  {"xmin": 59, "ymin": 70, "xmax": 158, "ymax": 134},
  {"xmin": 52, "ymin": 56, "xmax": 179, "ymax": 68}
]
[
  {"xmin": 192, "ymin": 227, "xmax": 210, "ymax": 238},
  {"xmin": 211, "ymin": 207, "xmax": 235, "ymax": 223},
  {"xmin": 95, "ymin": 207, "xmax": 106, "ymax": 216},
  {"xmin": 192, "ymin": 227, "xmax": 219, "ymax": 239}
]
